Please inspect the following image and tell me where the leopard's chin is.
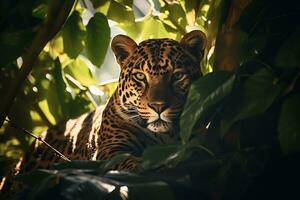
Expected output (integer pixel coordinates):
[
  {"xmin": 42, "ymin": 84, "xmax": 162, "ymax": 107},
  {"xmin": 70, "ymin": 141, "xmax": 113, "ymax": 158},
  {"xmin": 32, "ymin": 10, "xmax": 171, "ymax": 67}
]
[{"xmin": 147, "ymin": 119, "xmax": 172, "ymax": 133}]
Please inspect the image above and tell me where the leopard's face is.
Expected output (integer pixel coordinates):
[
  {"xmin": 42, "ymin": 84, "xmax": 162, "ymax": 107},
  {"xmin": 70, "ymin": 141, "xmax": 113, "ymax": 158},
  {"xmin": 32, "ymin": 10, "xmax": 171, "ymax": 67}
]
[{"xmin": 112, "ymin": 31, "xmax": 206, "ymax": 133}]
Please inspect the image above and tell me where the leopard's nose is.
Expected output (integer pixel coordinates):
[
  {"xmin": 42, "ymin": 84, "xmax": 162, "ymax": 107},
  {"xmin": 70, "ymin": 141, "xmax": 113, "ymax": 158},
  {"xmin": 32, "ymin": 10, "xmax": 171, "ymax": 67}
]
[{"xmin": 148, "ymin": 102, "xmax": 169, "ymax": 114}]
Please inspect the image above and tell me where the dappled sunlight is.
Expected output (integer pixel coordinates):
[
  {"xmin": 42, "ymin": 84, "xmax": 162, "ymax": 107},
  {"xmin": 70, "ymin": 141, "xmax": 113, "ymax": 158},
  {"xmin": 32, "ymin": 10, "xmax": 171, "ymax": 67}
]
[{"xmin": 1, "ymin": 0, "xmax": 299, "ymax": 199}]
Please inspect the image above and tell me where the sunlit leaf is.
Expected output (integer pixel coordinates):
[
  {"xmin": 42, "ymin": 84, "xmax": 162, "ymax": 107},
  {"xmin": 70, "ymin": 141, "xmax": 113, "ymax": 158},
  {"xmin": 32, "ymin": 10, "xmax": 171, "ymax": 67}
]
[
  {"xmin": 42, "ymin": 59, "xmax": 68, "ymax": 121},
  {"xmin": 278, "ymin": 94, "xmax": 300, "ymax": 154},
  {"xmin": 85, "ymin": 12, "xmax": 110, "ymax": 67},
  {"xmin": 124, "ymin": 15, "xmax": 177, "ymax": 42},
  {"xmin": 107, "ymin": 0, "xmax": 135, "ymax": 24},
  {"xmin": 61, "ymin": 11, "xmax": 86, "ymax": 59},
  {"xmin": 115, "ymin": 0, "xmax": 133, "ymax": 7},
  {"xmin": 38, "ymin": 95, "xmax": 57, "ymax": 125},
  {"xmin": 178, "ymin": 0, "xmax": 198, "ymax": 25},
  {"xmin": 48, "ymin": 34, "xmax": 64, "ymax": 59},
  {"xmin": 180, "ymin": 72, "xmax": 236, "ymax": 143},
  {"xmin": 97, "ymin": 81, "xmax": 118, "ymax": 97},
  {"xmin": 64, "ymin": 56, "xmax": 97, "ymax": 86},
  {"xmin": 91, "ymin": 0, "xmax": 111, "ymax": 14},
  {"xmin": 160, "ymin": 1, "xmax": 187, "ymax": 34}
]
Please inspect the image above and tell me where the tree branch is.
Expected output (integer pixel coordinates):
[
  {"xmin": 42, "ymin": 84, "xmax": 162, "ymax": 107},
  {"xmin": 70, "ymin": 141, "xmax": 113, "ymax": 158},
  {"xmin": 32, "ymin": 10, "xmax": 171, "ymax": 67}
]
[
  {"xmin": 213, "ymin": 0, "xmax": 252, "ymax": 71},
  {"xmin": 5, "ymin": 119, "xmax": 70, "ymax": 162},
  {"xmin": 0, "ymin": 0, "xmax": 75, "ymax": 127}
]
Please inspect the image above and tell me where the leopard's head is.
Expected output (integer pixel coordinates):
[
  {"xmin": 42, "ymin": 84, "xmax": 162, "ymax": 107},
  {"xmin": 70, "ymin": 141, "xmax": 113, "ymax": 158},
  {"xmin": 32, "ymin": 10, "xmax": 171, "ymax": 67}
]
[{"xmin": 111, "ymin": 30, "xmax": 206, "ymax": 133}]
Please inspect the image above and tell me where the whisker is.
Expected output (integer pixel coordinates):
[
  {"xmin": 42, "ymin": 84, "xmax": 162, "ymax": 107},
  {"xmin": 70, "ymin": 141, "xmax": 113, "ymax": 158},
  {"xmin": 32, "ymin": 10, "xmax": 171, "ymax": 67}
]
[{"xmin": 127, "ymin": 115, "xmax": 140, "ymax": 119}]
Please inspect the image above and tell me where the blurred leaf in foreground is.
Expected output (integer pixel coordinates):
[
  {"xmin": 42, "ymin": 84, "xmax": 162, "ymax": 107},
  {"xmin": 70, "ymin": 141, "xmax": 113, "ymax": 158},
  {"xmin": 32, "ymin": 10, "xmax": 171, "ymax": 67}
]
[
  {"xmin": 278, "ymin": 94, "xmax": 300, "ymax": 154},
  {"xmin": 180, "ymin": 72, "xmax": 236, "ymax": 143}
]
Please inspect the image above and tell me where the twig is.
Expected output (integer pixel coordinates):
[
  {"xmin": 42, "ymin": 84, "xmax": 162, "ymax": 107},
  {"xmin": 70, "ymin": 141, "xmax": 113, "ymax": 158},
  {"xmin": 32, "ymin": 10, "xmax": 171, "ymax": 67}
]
[
  {"xmin": 5, "ymin": 118, "xmax": 70, "ymax": 162},
  {"xmin": 0, "ymin": 0, "xmax": 75, "ymax": 128}
]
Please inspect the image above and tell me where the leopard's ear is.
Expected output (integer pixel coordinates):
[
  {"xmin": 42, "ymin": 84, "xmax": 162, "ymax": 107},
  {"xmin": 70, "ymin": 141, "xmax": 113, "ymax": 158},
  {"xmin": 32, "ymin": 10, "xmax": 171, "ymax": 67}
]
[
  {"xmin": 180, "ymin": 30, "xmax": 207, "ymax": 61},
  {"xmin": 111, "ymin": 35, "xmax": 138, "ymax": 66}
]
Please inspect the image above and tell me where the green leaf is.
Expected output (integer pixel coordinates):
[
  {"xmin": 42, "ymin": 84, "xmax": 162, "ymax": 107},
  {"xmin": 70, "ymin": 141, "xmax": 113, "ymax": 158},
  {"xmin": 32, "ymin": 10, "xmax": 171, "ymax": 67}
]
[
  {"xmin": 64, "ymin": 56, "xmax": 97, "ymax": 86},
  {"xmin": 48, "ymin": 34, "xmax": 64, "ymax": 59},
  {"xmin": 0, "ymin": 28, "xmax": 35, "ymax": 67},
  {"xmin": 180, "ymin": 72, "xmax": 236, "ymax": 143},
  {"xmin": 115, "ymin": 0, "xmax": 133, "ymax": 7},
  {"xmin": 16, "ymin": 169, "xmax": 59, "ymax": 199},
  {"xmin": 160, "ymin": 1, "xmax": 187, "ymax": 34},
  {"xmin": 278, "ymin": 94, "xmax": 300, "ymax": 154},
  {"xmin": 275, "ymin": 28, "xmax": 300, "ymax": 69},
  {"xmin": 39, "ymin": 58, "xmax": 90, "ymax": 122},
  {"xmin": 61, "ymin": 11, "xmax": 86, "ymax": 59},
  {"xmin": 107, "ymin": 0, "xmax": 135, "ymax": 24},
  {"xmin": 59, "ymin": 173, "xmax": 118, "ymax": 200},
  {"xmin": 221, "ymin": 68, "xmax": 286, "ymax": 136},
  {"xmin": 85, "ymin": 12, "xmax": 110, "ymax": 67},
  {"xmin": 53, "ymin": 59, "xmax": 70, "ymax": 109},
  {"xmin": 142, "ymin": 144, "xmax": 183, "ymax": 170},
  {"xmin": 92, "ymin": 0, "xmax": 111, "ymax": 14},
  {"xmin": 124, "ymin": 15, "xmax": 177, "ymax": 41},
  {"xmin": 16, "ymin": 169, "xmax": 56, "ymax": 186},
  {"xmin": 178, "ymin": 0, "xmax": 198, "ymax": 25}
]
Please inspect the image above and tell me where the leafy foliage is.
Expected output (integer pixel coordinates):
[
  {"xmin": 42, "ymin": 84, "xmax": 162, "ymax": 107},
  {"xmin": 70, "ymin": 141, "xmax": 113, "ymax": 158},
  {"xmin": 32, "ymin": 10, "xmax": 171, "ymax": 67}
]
[
  {"xmin": 85, "ymin": 12, "xmax": 111, "ymax": 67},
  {"xmin": 1, "ymin": 0, "xmax": 300, "ymax": 199}
]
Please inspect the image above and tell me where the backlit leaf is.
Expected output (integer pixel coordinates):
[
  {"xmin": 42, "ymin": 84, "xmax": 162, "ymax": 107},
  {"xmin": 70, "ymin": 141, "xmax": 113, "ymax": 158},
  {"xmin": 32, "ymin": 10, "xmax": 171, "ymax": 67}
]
[{"xmin": 64, "ymin": 56, "xmax": 97, "ymax": 86}]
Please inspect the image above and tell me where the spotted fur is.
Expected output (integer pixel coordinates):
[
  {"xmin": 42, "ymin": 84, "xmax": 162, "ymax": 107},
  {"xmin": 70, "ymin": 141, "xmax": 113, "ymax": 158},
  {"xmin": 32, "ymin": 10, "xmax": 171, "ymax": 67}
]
[{"xmin": 9, "ymin": 30, "xmax": 207, "ymax": 177}]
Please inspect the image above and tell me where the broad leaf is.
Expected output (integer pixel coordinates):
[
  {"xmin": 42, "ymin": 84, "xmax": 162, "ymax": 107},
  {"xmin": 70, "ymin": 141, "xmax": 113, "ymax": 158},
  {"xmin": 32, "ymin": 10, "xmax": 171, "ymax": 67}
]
[
  {"xmin": 142, "ymin": 144, "xmax": 183, "ymax": 170},
  {"xmin": 61, "ymin": 11, "xmax": 86, "ymax": 59},
  {"xmin": 90, "ymin": 0, "xmax": 110, "ymax": 13},
  {"xmin": 160, "ymin": 1, "xmax": 187, "ymax": 33},
  {"xmin": 180, "ymin": 72, "xmax": 236, "ymax": 143},
  {"xmin": 278, "ymin": 94, "xmax": 300, "ymax": 154},
  {"xmin": 85, "ymin": 13, "xmax": 110, "ymax": 67},
  {"xmin": 16, "ymin": 169, "xmax": 56, "ymax": 186},
  {"xmin": 221, "ymin": 68, "xmax": 286, "ymax": 136},
  {"xmin": 128, "ymin": 15, "xmax": 177, "ymax": 41},
  {"xmin": 107, "ymin": 0, "xmax": 135, "ymax": 24},
  {"xmin": 64, "ymin": 56, "xmax": 97, "ymax": 86}
]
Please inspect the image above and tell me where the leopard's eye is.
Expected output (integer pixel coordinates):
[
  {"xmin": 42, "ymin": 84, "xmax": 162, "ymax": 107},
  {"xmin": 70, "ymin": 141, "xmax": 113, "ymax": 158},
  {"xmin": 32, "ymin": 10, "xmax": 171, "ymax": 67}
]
[
  {"xmin": 134, "ymin": 72, "xmax": 145, "ymax": 81},
  {"xmin": 173, "ymin": 71, "xmax": 184, "ymax": 80}
]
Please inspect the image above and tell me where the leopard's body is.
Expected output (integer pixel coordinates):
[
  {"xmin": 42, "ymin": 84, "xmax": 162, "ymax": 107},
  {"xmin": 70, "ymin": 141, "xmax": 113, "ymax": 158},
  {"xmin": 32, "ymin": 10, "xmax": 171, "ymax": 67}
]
[{"xmin": 9, "ymin": 30, "xmax": 207, "ymax": 178}]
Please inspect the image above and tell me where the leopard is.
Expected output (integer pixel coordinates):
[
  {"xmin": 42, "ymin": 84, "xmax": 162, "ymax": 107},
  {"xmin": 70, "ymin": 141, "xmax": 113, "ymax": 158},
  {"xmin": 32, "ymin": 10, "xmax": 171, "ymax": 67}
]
[{"xmin": 1, "ymin": 30, "xmax": 206, "ymax": 195}]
